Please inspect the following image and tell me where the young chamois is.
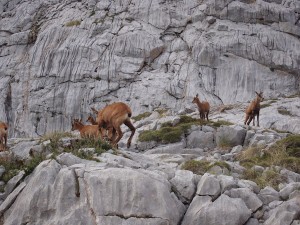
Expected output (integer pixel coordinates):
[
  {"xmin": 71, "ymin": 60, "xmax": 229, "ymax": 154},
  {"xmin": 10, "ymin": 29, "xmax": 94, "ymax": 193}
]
[
  {"xmin": 0, "ymin": 121, "xmax": 8, "ymax": 150},
  {"xmin": 87, "ymin": 113, "xmax": 115, "ymax": 141},
  {"xmin": 71, "ymin": 119, "xmax": 101, "ymax": 139},
  {"xmin": 192, "ymin": 94, "xmax": 210, "ymax": 121},
  {"xmin": 96, "ymin": 102, "xmax": 135, "ymax": 148},
  {"xmin": 244, "ymin": 91, "xmax": 264, "ymax": 127}
]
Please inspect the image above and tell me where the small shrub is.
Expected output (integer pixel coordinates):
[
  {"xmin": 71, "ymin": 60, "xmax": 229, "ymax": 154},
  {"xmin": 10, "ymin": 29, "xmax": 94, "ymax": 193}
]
[
  {"xmin": 211, "ymin": 120, "xmax": 234, "ymax": 128},
  {"xmin": 260, "ymin": 103, "xmax": 272, "ymax": 108},
  {"xmin": 242, "ymin": 168, "xmax": 285, "ymax": 190},
  {"xmin": 277, "ymin": 108, "xmax": 292, "ymax": 116},
  {"xmin": 132, "ymin": 112, "xmax": 152, "ymax": 121},
  {"xmin": 138, "ymin": 115, "xmax": 199, "ymax": 144},
  {"xmin": 65, "ymin": 20, "xmax": 81, "ymax": 27},
  {"xmin": 181, "ymin": 160, "xmax": 211, "ymax": 175},
  {"xmin": 218, "ymin": 136, "xmax": 233, "ymax": 149},
  {"xmin": 238, "ymin": 135, "xmax": 300, "ymax": 174}
]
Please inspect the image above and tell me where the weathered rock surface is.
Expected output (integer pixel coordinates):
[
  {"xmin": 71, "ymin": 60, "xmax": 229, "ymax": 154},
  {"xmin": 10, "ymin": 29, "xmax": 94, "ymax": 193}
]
[{"xmin": 0, "ymin": 0, "xmax": 299, "ymax": 137}]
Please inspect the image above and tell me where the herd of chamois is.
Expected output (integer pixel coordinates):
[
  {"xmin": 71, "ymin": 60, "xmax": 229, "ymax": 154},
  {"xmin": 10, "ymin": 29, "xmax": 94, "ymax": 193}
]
[{"xmin": 0, "ymin": 92, "xmax": 264, "ymax": 150}]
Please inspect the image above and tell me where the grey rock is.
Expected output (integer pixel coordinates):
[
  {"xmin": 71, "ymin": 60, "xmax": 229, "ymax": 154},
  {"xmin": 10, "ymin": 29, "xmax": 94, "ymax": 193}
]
[
  {"xmin": 245, "ymin": 218, "xmax": 260, "ymax": 225},
  {"xmin": 3, "ymin": 160, "xmax": 186, "ymax": 225},
  {"xmin": 170, "ymin": 170, "xmax": 196, "ymax": 203},
  {"xmin": 264, "ymin": 197, "xmax": 300, "ymax": 225},
  {"xmin": 196, "ymin": 173, "xmax": 221, "ymax": 199},
  {"xmin": 186, "ymin": 130, "xmax": 215, "ymax": 149},
  {"xmin": 258, "ymin": 186, "xmax": 280, "ymax": 205},
  {"xmin": 3, "ymin": 170, "xmax": 25, "ymax": 199},
  {"xmin": 231, "ymin": 145, "xmax": 243, "ymax": 154},
  {"xmin": 218, "ymin": 175, "xmax": 238, "ymax": 192},
  {"xmin": 0, "ymin": 166, "xmax": 5, "ymax": 177},
  {"xmin": 182, "ymin": 194, "xmax": 251, "ymax": 225},
  {"xmin": 10, "ymin": 141, "xmax": 39, "ymax": 161},
  {"xmin": 280, "ymin": 169, "xmax": 300, "ymax": 183},
  {"xmin": 279, "ymin": 182, "xmax": 300, "ymax": 200},
  {"xmin": 0, "ymin": 0, "xmax": 299, "ymax": 138},
  {"xmin": 225, "ymin": 188, "xmax": 263, "ymax": 212},
  {"xmin": 216, "ymin": 125, "xmax": 247, "ymax": 147},
  {"xmin": 238, "ymin": 179, "xmax": 260, "ymax": 194}
]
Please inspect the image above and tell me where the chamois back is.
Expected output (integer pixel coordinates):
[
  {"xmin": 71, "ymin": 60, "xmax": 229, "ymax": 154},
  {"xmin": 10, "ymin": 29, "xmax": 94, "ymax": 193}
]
[
  {"xmin": 71, "ymin": 119, "xmax": 100, "ymax": 139},
  {"xmin": 96, "ymin": 102, "xmax": 135, "ymax": 148}
]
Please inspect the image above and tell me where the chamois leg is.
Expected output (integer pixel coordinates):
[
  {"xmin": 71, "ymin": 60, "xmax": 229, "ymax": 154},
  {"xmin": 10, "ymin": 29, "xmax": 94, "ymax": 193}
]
[
  {"xmin": 244, "ymin": 114, "xmax": 250, "ymax": 125},
  {"xmin": 252, "ymin": 115, "xmax": 255, "ymax": 126},
  {"xmin": 257, "ymin": 113, "xmax": 260, "ymax": 127},
  {"xmin": 124, "ymin": 119, "xmax": 136, "ymax": 148},
  {"xmin": 111, "ymin": 125, "xmax": 123, "ymax": 148},
  {"xmin": 247, "ymin": 115, "xmax": 253, "ymax": 126},
  {"xmin": 206, "ymin": 111, "xmax": 209, "ymax": 121}
]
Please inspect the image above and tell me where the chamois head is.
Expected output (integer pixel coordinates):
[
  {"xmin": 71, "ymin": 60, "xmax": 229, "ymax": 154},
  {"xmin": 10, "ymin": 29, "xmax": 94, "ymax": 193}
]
[
  {"xmin": 71, "ymin": 119, "xmax": 82, "ymax": 131},
  {"xmin": 255, "ymin": 91, "xmax": 264, "ymax": 102},
  {"xmin": 192, "ymin": 94, "xmax": 199, "ymax": 104}
]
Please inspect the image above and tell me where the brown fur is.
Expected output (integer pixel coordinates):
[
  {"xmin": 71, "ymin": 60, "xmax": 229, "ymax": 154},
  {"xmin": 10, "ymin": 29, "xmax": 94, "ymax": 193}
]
[
  {"xmin": 71, "ymin": 119, "xmax": 101, "ymax": 139},
  {"xmin": 86, "ymin": 115, "xmax": 114, "ymax": 141},
  {"xmin": 0, "ymin": 121, "xmax": 8, "ymax": 150},
  {"xmin": 192, "ymin": 94, "xmax": 210, "ymax": 121},
  {"xmin": 244, "ymin": 91, "xmax": 264, "ymax": 126},
  {"xmin": 96, "ymin": 102, "xmax": 135, "ymax": 148}
]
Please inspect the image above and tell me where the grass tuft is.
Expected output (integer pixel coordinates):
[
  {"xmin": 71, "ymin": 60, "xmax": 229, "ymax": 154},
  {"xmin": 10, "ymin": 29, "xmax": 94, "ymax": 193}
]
[{"xmin": 65, "ymin": 20, "xmax": 81, "ymax": 27}]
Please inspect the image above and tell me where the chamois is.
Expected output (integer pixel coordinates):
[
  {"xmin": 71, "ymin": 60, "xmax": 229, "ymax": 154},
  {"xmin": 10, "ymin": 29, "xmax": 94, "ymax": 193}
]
[
  {"xmin": 96, "ymin": 102, "xmax": 135, "ymax": 148},
  {"xmin": 192, "ymin": 94, "xmax": 210, "ymax": 121},
  {"xmin": 87, "ymin": 113, "xmax": 115, "ymax": 141},
  {"xmin": 71, "ymin": 119, "xmax": 101, "ymax": 139},
  {"xmin": 0, "ymin": 121, "xmax": 8, "ymax": 150},
  {"xmin": 244, "ymin": 91, "xmax": 264, "ymax": 127}
]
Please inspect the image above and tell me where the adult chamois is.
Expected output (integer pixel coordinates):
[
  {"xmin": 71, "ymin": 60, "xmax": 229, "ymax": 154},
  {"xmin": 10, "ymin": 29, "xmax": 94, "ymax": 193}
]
[
  {"xmin": 192, "ymin": 94, "xmax": 210, "ymax": 121},
  {"xmin": 244, "ymin": 91, "xmax": 264, "ymax": 126},
  {"xmin": 95, "ymin": 102, "xmax": 135, "ymax": 148},
  {"xmin": 0, "ymin": 121, "xmax": 8, "ymax": 150}
]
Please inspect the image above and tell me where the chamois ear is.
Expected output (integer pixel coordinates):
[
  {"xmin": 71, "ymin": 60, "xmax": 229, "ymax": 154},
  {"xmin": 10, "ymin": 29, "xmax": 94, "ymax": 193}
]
[
  {"xmin": 255, "ymin": 91, "xmax": 259, "ymax": 96},
  {"xmin": 91, "ymin": 107, "xmax": 98, "ymax": 115},
  {"xmin": 196, "ymin": 93, "xmax": 199, "ymax": 97}
]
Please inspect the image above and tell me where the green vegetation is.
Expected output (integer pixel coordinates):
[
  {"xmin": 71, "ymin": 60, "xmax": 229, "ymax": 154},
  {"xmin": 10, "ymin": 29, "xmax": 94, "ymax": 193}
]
[
  {"xmin": 181, "ymin": 159, "xmax": 230, "ymax": 175},
  {"xmin": 237, "ymin": 134, "xmax": 300, "ymax": 189},
  {"xmin": 0, "ymin": 132, "xmax": 112, "ymax": 185},
  {"xmin": 217, "ymin": 136, "xmax": 234, "ymax": 149},
  {"xmin": 138, "ymin": 115, "xmax": 233, "ymax": 144},
  {"xmin": 0, "ymin": 154, "xmax": 45, "ymax": 184},
  {"xmin": 242, "ymin": 168, "xmax": 285, "ymax": 190},
  {"xmin": 42, "ymin": 132, "xmax": 112, "ymax": 160},
  {"xmin": 132, "ymin": 112, "xmax": 152, "ymax": 121},
  {"xmin": 155, "ymin": 108, "xmax": 169, "ymax": 117},
  {"xmin": 65, "ymin": 20, "xmax": 81, "ymax": 27},
  {"xmin": 138, "ymin": 115, "xmax": 198, "ymax": 144},
  {"xmin": 260, "ymin": 103, "xmax": 272, "ymax": 109},
  {"xmin": 277, "ymin": 108, "xmax": 292, "ymax": 116}
]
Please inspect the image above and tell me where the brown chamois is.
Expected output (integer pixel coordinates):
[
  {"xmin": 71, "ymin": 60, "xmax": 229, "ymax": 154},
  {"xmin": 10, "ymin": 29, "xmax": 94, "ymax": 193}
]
[
  {"xmin": 0, "ymin": 121, "xmax": 8, "ymax": 150},
  {"xmin": 71, "ymin": 119, "xmax": 101, "ymax": 139},
  {"xmin": 244, "ymin": 91, "xmax": 264, "ymax": 127},
  {"xmin": 87, "ymin": 113, "xmax": 115, "ymax": 141},
  {"xmin": 192, "ymin": 94, "xmax": 210, "ymax": 121},
  {"xmin": 96, "ymin": 102, "xmax": 135, "ymax": 148}
]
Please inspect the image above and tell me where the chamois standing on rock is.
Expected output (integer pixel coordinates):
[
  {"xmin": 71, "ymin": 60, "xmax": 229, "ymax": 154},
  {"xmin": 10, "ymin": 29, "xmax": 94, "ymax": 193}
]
[
  {"xmin": 0, "ymin": 121, "xmax": 8, "ymax": 150},
  {"xmin": 95, "ymin": 102, "xmax": 135, "ymax": 148},
  {"xmin": 86, "ymin": 114, "xmax": 114, "ymax": 141},
  {"xmin": 244, "ymin": 91, "xmax": 264, "ymax": 127},
  {"xmin": 192, "ymin": 94, "xmax": 210, "ymax": 121},
  {"xmin": 71, "ymin": 119, "xmax": 101, "ymax": 139}
]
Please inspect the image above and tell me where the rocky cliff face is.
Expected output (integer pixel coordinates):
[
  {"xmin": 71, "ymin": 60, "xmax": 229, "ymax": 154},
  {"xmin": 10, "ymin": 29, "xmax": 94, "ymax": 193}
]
[{"xmin": 0, "ymin": 0, "xmax": 299, "ymax": 137}]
